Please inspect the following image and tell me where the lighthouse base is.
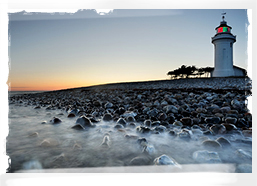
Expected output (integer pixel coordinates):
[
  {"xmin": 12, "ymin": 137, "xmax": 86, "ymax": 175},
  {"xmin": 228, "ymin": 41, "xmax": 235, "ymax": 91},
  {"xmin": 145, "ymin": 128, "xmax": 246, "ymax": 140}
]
[{"xmin": 212, "ymin": 69, "xmax": 235, "ymax": 77}]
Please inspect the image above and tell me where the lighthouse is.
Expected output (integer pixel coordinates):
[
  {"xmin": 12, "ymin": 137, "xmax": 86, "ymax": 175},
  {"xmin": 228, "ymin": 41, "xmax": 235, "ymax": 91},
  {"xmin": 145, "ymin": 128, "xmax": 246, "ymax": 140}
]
[{"xmin": 211, "ymin": 14, "xmax": 236, "ymax": 77}]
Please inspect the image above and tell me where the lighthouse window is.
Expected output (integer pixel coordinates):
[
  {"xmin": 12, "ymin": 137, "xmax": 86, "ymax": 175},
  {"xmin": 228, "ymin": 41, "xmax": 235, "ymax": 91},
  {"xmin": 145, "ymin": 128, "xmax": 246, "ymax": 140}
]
[{"xmin": 217, "ymin": 27, "xmax": 230, "ymax": 33}]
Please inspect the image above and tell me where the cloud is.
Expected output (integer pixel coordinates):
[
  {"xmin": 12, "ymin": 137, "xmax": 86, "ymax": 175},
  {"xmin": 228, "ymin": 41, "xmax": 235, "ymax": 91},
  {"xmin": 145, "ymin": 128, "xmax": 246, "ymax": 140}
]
[{"xmin": 9, "ymin": 9, "xmax": 183, "ymax": 21}]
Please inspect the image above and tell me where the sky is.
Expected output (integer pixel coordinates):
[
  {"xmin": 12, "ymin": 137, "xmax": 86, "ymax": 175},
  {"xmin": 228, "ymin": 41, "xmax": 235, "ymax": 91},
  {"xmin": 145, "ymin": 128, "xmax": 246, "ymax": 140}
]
[{"xmin": 7, "ymin": 9, "xmax": 249, "ymax": 91}]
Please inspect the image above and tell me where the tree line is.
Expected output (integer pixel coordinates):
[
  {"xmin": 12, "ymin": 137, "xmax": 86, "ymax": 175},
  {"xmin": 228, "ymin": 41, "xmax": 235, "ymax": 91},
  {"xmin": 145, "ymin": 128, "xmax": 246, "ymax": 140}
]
[{"xmin": 167, "ymin": 65, "xmax": 214, "ymax": 79}]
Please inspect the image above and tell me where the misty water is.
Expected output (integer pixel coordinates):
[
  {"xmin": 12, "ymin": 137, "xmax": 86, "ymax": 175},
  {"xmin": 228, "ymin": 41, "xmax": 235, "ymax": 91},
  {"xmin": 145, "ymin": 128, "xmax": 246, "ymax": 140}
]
[{"xmin": 6, "ymin": 101, "xmax": 252, "ymax": 172}]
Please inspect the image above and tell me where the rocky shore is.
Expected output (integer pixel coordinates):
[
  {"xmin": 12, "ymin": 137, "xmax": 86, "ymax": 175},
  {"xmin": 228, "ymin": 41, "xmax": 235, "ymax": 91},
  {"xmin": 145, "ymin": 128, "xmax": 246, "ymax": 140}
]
[{"xmin": 8, "ymin": 77, "xmax": 252, "ymax": 173}]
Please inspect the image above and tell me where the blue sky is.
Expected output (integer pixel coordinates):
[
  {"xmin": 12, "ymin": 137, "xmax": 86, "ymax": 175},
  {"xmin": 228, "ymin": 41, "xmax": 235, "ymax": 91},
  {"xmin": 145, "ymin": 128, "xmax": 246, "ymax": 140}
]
[{"xmin": 8, "ymin": 9, "xmax": 249, "ymax": 91}]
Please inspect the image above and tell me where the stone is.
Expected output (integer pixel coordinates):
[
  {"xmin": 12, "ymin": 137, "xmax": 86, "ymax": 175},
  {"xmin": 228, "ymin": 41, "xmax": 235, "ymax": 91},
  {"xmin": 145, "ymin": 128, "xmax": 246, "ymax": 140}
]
[
  {"xmin": 202, "ymin": 140, "xmax": 222, "ymax": 150},
  {"xmin": 225, "ymin": 117, "xmax": 237, "ymax": 124},
  {"xmin": 163, "ymin": 105, "xmax": 178, "ymax": 114},
  {"xmin": 220, "ymin": 106, "xmax": 231, "ymax": 113},
  {"xmin": 126, "ymin": 116, "xmax": 136, "ymax": 122},
  {"xmin": 180, "ymin": 117, "xmax": 193, "ymax": 126},
  {"xmin": 193, "ymin": 150, "xmax": 221, "ymax": 163},
  {"xmin": 153, "ymin": 154, "xmax": 181, "ymax": 168},
  {"xmin": 50, "ymin": 117, "xmax": 62, "ymax": 124},
  {"xmin": 209, "ymin": 124, "xmax": 226, "ymax": 134},
  {"xmin": 235, "ymin": 149, "xmax": 252, "ymax": 160},
  {"xmin": 242, "ymin": 130, "xmax": 252, "ymax": 137},
  {"xmin": 34, "ymin": 105, "xmax": 41, "ymax": 109},
  {"xmin": 116, "ymin": 118, "xmax": 127, "ymax": 127},
  {"xmin": 205, "ymin": 117, "xmax": 220, "ymax": 124},
  {"xmin": 128, "ymin": 122, "xmax": 137, "ymax": 128},
  {"xmin": 104, "ymin": 102, "xmax": 113, "ymax": 108},
  {"xmin": 73, "ymin": 116, "xmax": 95, "ymax": 129},
  {"xmin": 221, "ymin": 123, "xmax": 237, "ymax": 132},
  {"xmin": 114, "ymin": 124, "xmax": 124, "ymax": 129},
  {"xmin": 67, "ymin": 113, "xmax": 76, "ymax": 118},
  {"xmin": 102, "ymin": 113, "xmax": 113, "ymax": 121},
  {"xmin": 144, "ymin": 120, "xmax": 152, "ymax": 127},
  {"xmin": 173, "ymin": 121, "xmax": 183, "ymax": 127},
  {"xmin": 216, "ymin": 137, "xmax": 231, "ymax": 147},
  {"xmin": 158, "ymin": 113, "xmax": 167, "ymax": 121}
]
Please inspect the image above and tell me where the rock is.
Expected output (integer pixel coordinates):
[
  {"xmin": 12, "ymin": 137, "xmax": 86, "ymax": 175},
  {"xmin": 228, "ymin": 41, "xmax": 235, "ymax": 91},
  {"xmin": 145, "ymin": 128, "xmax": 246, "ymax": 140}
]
[
  {"xmin": 34, "ymin": 105, "xmax": 41, "ymax": 109},
  {"xmin": 73, "ymin": 116, "xmax": 95, "ymax": 129},
  {"xmin": 28, "ymin": 132, "xmax": 39, "ymax": 137},
  {"xmin": 126, "ymin": 116, "xmax": 136, "ymax": 122},
  {"xmin": 205, "ymin": 117, "xmax": 220, "ymax": 124},
  {"xmin": 173, "ymin": 121, "xmax": 183, "ymax": 127},
  {"xmin": 67, "ymin": 113, "xmax": 76, "ymax": 118},
  {"xmin": 221, "ymin": 123, "xmax": 237, "ymax": 132},
  {"xmin": 192, "ymin": 150, "xmax": 221, "ymax": 163},
  {"xmin": 114, "ymin": 124, "xmax": 124, "ymax": 129},
  {"xmin": 116, "ymin": 118, "xmax": 127, "ymax": 127},
  {"xmin": 196, "ymin": 108, "xmax": 207, "ymax": 113},
  {"xmin": 136, "ymin": 126, "xmax": 152, "ymax": 134},
  {"xmin": 50, "ymin": 117, "xmax": 62, "ymax": 124},
  {"xmin": 180, "ymin": 117, "xmax": 193, "ymax": 126},
  {"xmin": 178, "ymin": 129, "xmax": 193, "ymax": 140},
  {"xmin": 163, "ymin": 105, "xmax": 178, "ymax": 114},
  {"xmin": 151, "ymin": 121, "xmax": 161, "ymax": 127},
  {"xmin": 158, "ymin": 113, "xmax": 167, "ymax": 121},
  {"xmin": 41, "ymin": 121, "xmax": 47, "ymax": 124},
  {"xmin": 235, "ymin": 164, "xmax": 252, "ymax": 173},
  {"xmin": 147, "ymin": 108, "xmax": 159, "ymax": 117},
  {"xmin": 242, "ymin": 130, "xmax": 252, "ymax": 137},
  {"xmin": 153, "ymin": 154, "xmax": 181, "ymax": 168},
  {"xmin": 102, "ymin": 113, "xmax": 113, "ymax": 121},
  {"xmin": 93, "ymin": 100, "xmax": 101, "ymax": 107},
  {"xmin": 129, "ymin": 156, "xmax": 151, "ymax": 166},
  {"xmin": 128, "ymin": 122, "xmax": 137, "ymax": 128},
  {"xmin": 235, "ymin": 149, "xmax": 252, "ymax": 160},
  {"xmin": 216, "ymin": 137, "xmax": 231, "ymax": 147},
  {"xmin": 104, "ymin": 102, "xmax": 113, "ymax": 108},
  {"xmin": 220, "ymin": 106, "xmax": 231, "ymax": 113},
  {"xmin": 209, "ymin": 124, "xmax": 226, "ymax": 134},
  {"xmin": 202, "ymin": 140, "xmax": 222, "ymax": 150},
  {"xmin": 144, "ymin": 120, "xmax": 152, "ymax": 127},
  {"xmin": 101, "ymin": 135, "xmax": 110, "ymax": 148},
  {"xmin": 168, "ymin": 130, "xmax": 177, "ymax": 137},
  {"xmin": 40, "ymin": 138, "xmax": 59, "ymax": 147},
  {"xmin": 225, "ymin": 117, "xmax": 237, "ymax": 124},
  {"xmin": 154, "ymin": 125, "xmax": 166, "ymax": 133},
  {"xmin": 142, "ymin": 145, "xmax": 155, "ymax": 155}
]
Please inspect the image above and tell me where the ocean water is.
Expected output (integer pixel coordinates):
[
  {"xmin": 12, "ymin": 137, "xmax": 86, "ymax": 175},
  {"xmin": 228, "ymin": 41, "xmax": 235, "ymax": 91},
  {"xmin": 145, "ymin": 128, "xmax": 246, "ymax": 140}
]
[{"xmin": 6, "ymin": 100, "xmax": 252, "ymax": 173}]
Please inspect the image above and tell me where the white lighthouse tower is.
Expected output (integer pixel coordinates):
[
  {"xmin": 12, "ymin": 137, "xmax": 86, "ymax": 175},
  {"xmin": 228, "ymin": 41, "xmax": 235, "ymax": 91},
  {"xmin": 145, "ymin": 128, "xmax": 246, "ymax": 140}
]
[{"xmin": 211, "ymin": 14, "xmax": 236, "ymax": 77}]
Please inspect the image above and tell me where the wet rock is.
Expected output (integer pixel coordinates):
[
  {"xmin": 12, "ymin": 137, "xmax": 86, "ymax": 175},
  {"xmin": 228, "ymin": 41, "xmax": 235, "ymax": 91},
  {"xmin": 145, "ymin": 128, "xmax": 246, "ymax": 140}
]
[
  {"xmin": 28, "ymin": 132, "xmax": 39, "ymax": 137},
  {"xmin": 114, "ymin": 124, "xmax": 124, "ymax": 129},
  {"xmin": 73, "ymin": 116, "xmax": 95, "ymax": 129},
  {"xmin": 102, "ymin": 113, "xmax": 113, "ymax": 121},
  {"xmin": 67, "ymin": 113, "xmax": 76, "ymax": 118},
  {"xmin": 34, "ymin": 105, "xmax": 41, "ymax": 109},
  {"xmin": 221, "ymin": 123, "xmax": 237, "ymax": 132},
  {"xmin": 136, "ymin": 126, "xmax": 152, "ymax": 134},
  {"xmin": 209, "ymin": 124, "xmax": 226, "ymax": 135},
  {"xmin": 205, "ymin": 117, "xmax": 220, "ymax": 124},
  {"xmin": 163, "ymin": 105, "xmax": 178, "ymax": 114},
  {"xmin": 196, "ymin": 108, "xmax": 207, "ymax": 113},
  {"xmin": 153, "ymin": 154, "xmax": 181, "ymax": 167},
  {"xmin": 104, "ymin": 102, "xmax": 113, "ymax": 108},
  {"xmin": 203, "ymin": 130, "xmax": 214, "ymax": 136},
  {"xmin": 202, "ymin": 140, "xmax": 222, "ymax": 150},
  {"xmin": 180, "ymin": 117, "xmax": 193, "ymax": 126},
  {"xmin": 40, "ymin": 138, "xmax": 59, "ymax": 147},
  {"xmin": 151, "ymin": 121, "xmax": 161, "ymax": 127},
  {"xmin": 225, "ymin": 117, "xmax": 237, "ymax": 124},
  {"xmin": 137, "ymin": 137, "xmax": 148, "ymax": 147},
  {"xmin": 144, "ymin": 120, "xmax": 152, "ymax": 127},
  {"xmin": 101, "ymin": 135, "xmax": 110, "ymax": 148},
  {"xmin": 116, "ymin": 118, "xmax": 127, "ymax": 127},
  {"xmin": 235, "ymin": 149, "xmax": 252, "ymax": 160},
  {"xmin": 242, "ymin": 130, "xmax": 252, "ymax": 137},
  {"xmin": 50, "ymin": 117, "xmax": 62, "ymax": 124},
  {"xmin": 93, "ymin": 100, "xmax": 101, "ymax": 107},
  {"xmin": 41, "ymin": 121, "xmax": 47, "ymax": 124},
  {"xmin": 126, "ymin": 116, "xmax": 136, "ymax": 122},
  {"xmin": 128, "ymin": 122, "xmax": 137, "ymax": 128},
  {"xmin": 178, "ymin": 128, "xmax": 193, "ymax": 140},
  {"xmin": 173, "ymin": 121, "xmax": 183, "ymax": 127},
  {"xmin": 216, "ymin": 137, "xmax": 231, "ymax": 147},
  {"xmin": 220, "ymin": 106, "xmax": 231, "ymax": 113},
  {"xmin": 147, "ymin": 108, "xmax": 159, "ymax": 117},
  {"xmin": 154, "ymin": 125, "xmax": 166, "ymax": 133},
  {"xmin": 168, "ymin": 130, "xmax": 177, "ymax": 137},
  {"xmin": 158, "ymin": 113, "xmax": 167, "ymax": 121},
  {"xmin": 192, "ymin": 150, "xmax": 221, "ymax": 163}
]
